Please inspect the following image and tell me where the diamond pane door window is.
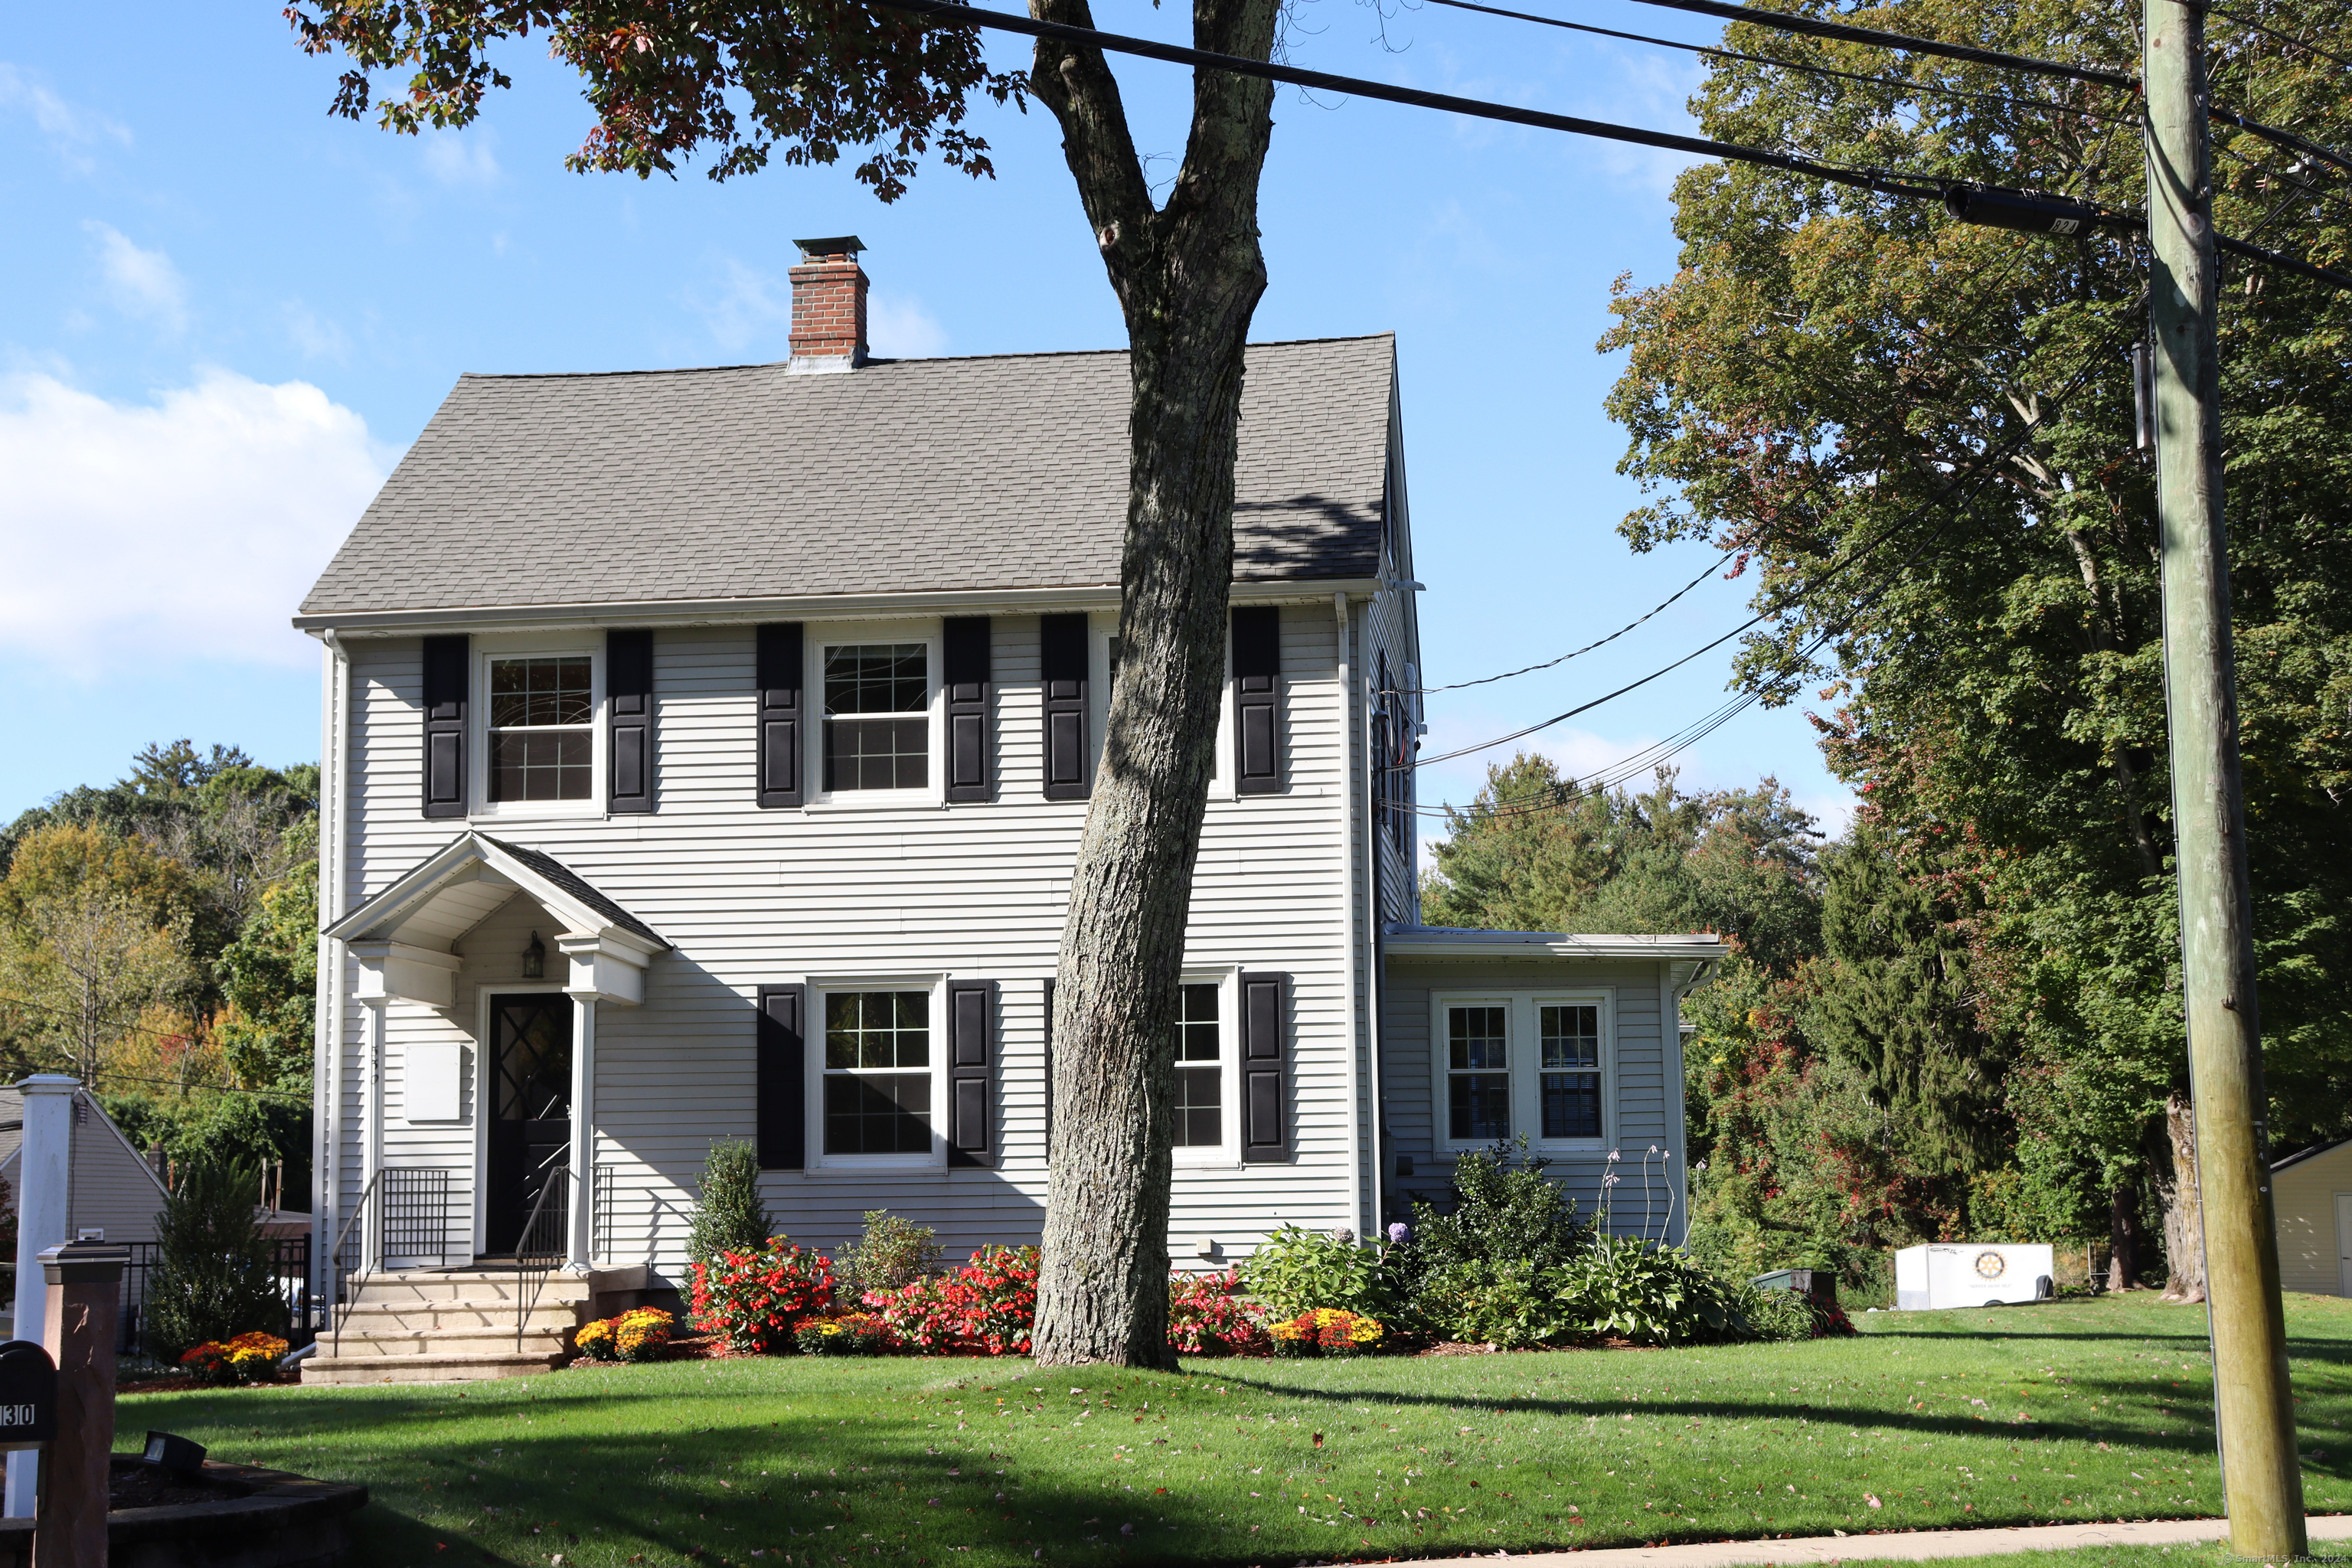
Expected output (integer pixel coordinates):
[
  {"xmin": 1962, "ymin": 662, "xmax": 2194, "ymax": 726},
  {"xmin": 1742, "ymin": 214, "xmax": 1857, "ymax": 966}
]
[
  {"xmin": 488, "ymin": 655, "xmax": 593, "ymax": 802},
  {"xmin": 824, "ymin": 644, "xmax": 929, "ymax": 790},
  {"xmin": 823, "ymin": 990, "xmax": 932, "ymax": 1155},
  {"xmin": 1447, "ymin": 1004, "xmax": 1511, "ymax": 1141},
  {"xmin": 1540, "ymin": 1004, "xmax": 1602, "ymax": 1139},
  {"xmin": 1174, "ymin": 983, "xmax": 1222, "ymax": 1148}
]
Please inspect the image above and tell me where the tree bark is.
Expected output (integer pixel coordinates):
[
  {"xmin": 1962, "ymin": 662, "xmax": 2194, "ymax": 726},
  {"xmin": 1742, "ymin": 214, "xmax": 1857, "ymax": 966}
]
[
  {"xmin": 2109, "ymin": 1178, "xmax": 2144, "ymax": 1292},
  {"xmin": 2159, "ymin": 1091, "xmax": 2207, "ymax": 1302},
  {"xmin": 1026, "ymin": 0, "xmax": 1280, "ymax": 1367}
]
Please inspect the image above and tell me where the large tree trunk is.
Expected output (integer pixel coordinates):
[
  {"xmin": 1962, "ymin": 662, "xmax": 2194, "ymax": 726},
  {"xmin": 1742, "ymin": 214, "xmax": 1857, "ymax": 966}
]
[
  {"xmin": 2158, "ymin": 1091, "xmax": 2207, "ymax": 1302},
  {"xmin": 1026, "ymin": 0, "xmax": 1280, "ymax": 1367}
]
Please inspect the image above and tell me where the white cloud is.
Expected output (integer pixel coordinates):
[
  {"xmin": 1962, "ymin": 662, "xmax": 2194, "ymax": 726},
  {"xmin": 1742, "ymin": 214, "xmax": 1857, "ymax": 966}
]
[
  {"xmin": 0, "ymin": 64, "xmax": 131, "ymax": 171},
  {"xmin": 83, "ymin": 221, "xmax": 187, "ymax": 332},
  {"xmin": 685, "ymin": 259, "xmax": 791, "ymax": 355},
  {"xmin": 420, "ymin": 129, "xmax": 501, "ymax": 187},
  {"xmin": 283, "ymin": 299, "xmax": 351, "ymax": 362},
  {"xmin": 0, "ymin": 370, "xmax": 389, "ymax": 673},
  {"xmin": 867, "ymin": 291, "xmax": 949, "ymax": 358}
]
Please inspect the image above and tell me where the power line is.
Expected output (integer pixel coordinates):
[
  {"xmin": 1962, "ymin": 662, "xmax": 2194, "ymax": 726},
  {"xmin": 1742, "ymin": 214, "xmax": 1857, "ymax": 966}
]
[
  {"xmin": 0, "ymin": 991, "xmax": 306, "ymax": 1102},
  {"xmin": 885, "ymin": 0, "xmax": 2352, "ymax": 292},
  {"xmin": 1420, "ymin": 0, "xmax": 2134, "ymax": 122},
  {"xmin": 1596, "ymin": 0, "xmax": 2136, "ymax": 91},
  {"xmin": 2205, "ymin": 3, "xmax": 2352, "ymax": 74},
  {"xmin": 1410, "ymin": 304, "xmax": 2148, "ymax": 808}
]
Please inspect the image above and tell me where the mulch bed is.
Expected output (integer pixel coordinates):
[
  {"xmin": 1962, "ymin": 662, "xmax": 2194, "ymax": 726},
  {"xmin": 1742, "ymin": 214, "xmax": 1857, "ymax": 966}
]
[{"xmin": 109, "ymin": 1465, "xmax": 233, "ymax": 1509}]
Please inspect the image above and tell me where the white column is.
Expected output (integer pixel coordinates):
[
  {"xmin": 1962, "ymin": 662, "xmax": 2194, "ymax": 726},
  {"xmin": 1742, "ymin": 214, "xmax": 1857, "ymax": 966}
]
[
  {"xmin": 361, "ymin": 1000, "xmax": 387, "ymax": 1273},
  {"xmin": 5, "ymin": 1075, "xmax": 77, "ymax": 1517},
  {"xmin": 568, "ymin": 995, "xmax": 596, "ymax": 1269}
]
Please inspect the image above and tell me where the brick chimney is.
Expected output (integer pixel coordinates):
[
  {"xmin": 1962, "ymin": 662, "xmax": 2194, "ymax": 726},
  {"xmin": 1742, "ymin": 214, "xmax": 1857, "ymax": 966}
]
[{"xmin": 788, "ymin": 236, "xmax": 868, "ymax": 373}]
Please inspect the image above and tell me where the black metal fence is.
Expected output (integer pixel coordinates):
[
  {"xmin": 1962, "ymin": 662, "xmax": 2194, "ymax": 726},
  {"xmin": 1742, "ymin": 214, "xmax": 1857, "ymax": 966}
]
[{"xmin": 118, "ymin": 1235, "xmax": 316, "ymax": 1355}]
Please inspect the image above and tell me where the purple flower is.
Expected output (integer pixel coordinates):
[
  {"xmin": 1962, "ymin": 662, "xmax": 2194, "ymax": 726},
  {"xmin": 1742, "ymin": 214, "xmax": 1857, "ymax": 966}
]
[{"xmin": 1387, "ymin": 1223, "xmax": 1411, "ymax": 1246}]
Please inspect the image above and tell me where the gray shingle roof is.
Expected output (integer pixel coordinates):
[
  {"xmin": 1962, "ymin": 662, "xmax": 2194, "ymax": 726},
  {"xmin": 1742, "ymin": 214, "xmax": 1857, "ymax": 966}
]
[{"xmin": 299, "ymin": 334, "xmax": 1395, "ymax": 617}]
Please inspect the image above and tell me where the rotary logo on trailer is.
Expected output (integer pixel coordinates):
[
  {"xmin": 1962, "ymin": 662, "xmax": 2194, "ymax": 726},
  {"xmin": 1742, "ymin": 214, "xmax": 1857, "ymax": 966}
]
[{"xmin": 1973, "ymin": 1250, "xmax": 2007, "ymax": 1281}]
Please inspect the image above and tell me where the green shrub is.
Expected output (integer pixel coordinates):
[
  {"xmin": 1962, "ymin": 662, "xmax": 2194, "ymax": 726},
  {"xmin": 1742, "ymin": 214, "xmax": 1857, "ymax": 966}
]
[
  {"xmin": 1243, "ymin": 1225, "xmax": 1395, "ymax": 1320},
  {"xmin": 144, "ymin": 1159, "xmax": 288, "ymax": 1361},
  {"xmin": 1549, "ymin": 1235, "xmax": 1759, "ymax": 1346},
  {"xmin": 1410, "ymin": 1257, "xmax": 1573, "ymax": 1348},
  {"xmin": 838, "ymin": 1210, "xmax": 942, "ymax": 1302},
  {"xmin": 1736, "ymin": 1283, "xmax": 1820, "ymax": 1343},
  {"xmin": 686, "ymin": 1138, "xmax": 773, "ymax": 1269},
  {"xmin": 1393, "ymin": 1140, "xmax": 1592, "ymax": 1340}
]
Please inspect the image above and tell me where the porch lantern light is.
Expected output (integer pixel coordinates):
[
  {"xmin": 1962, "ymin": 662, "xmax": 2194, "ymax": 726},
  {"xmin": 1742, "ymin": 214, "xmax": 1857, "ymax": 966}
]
[{"xmin": 521, "ymin": 931, "xmax": 546, "ymax": 980}]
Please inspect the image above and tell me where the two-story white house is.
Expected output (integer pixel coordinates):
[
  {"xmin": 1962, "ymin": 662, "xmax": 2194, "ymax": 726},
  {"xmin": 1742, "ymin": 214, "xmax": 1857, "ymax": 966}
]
[{"xmin": 298, "ymin": 239, "xmax": 1723, "ymax": 1323}]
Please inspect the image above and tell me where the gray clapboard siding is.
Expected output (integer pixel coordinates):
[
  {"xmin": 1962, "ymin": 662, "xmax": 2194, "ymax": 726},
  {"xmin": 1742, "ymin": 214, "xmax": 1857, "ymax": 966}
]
[
  {"xmin": 1380, "ymin": 959, "xmax": 1688, "ymax": 1242},
  {"xmin": 330, "ymin": 602, "xmax": 1366, "ymax": 1282}
]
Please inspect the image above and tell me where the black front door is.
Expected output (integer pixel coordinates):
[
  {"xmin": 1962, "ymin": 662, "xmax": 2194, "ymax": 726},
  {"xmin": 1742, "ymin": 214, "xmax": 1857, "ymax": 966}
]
[{"xmin": 485, "ymin": 994, "xmax": 572, "ymax": 1257}]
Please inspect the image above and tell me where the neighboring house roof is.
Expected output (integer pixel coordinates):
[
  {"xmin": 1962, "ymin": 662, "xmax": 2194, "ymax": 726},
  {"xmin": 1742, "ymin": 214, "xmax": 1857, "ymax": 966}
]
[
  {"xmin": 1383, "ymin": 926, "xmax": 1733, "ymax": 962},
  {"xmin": 0, "ymin": 1086, "xmax": 171, "ymax": 1243},
  {"xmin": 298, "ymin": 335, "xmax": 1396, "ymax": 620},
  {"xmin": 2271, "ymin": 1133, "xmax": 2352, "ymax": 1174}
]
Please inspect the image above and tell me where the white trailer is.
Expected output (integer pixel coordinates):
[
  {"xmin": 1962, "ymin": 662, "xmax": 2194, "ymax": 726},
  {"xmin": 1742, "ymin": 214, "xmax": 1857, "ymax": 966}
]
[{"xmin": 1894, "ymin": 1243, "xmax": 2057, "ymax": 1309}]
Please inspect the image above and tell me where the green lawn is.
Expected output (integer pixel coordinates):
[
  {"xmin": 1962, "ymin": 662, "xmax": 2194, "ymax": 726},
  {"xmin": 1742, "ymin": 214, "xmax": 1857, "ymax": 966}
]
[{"xmin": 119, "ymin": 1292, "xmax": 2352, "ymax": 1568}]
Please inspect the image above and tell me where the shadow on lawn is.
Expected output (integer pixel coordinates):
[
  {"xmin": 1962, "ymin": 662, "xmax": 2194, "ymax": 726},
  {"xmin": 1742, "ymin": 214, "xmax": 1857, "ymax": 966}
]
[{"xmin": 122, "ymin": 1381, "xmax": 1426, "ymax": 1568}]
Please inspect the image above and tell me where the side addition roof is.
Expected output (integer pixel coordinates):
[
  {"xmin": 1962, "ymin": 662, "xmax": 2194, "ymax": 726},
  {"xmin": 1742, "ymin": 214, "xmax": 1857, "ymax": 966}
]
[{"xmin": 299, "ymin": 334, "xmax": 1397, "ymax": 620}]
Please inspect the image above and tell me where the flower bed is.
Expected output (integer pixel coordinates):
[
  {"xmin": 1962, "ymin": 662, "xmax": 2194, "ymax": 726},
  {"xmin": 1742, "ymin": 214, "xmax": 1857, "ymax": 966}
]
[
  {"xmin": 1168, "ymin": 1268, "xmax": 1268, "ymax": 1354},
  {"xmin": 864, "ymin": 1245, "xmax": 1040, "ymax": 1354},
  {"xmin": 576, "ymin": 1306, "xmax": 678, "ymax": 1362},
  {"xmin": 1269, "ymin": 1307, "xmax": 1384, "ymax": 1357},
  {"xmin": 178, "ymin": 1331, "xmax": 289, "ymax": 1385},
  {"xmin": 691, "ymin": 1240, "xmax": 835, "ymax": 1354}
]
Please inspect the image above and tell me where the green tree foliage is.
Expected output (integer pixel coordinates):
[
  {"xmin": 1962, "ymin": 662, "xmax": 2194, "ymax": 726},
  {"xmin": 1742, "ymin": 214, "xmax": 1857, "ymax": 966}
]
[
  {"xmin": 144, "ymin": 1158, "xmax": 289, "ymax": 1360},
  {"xmin": 838, "ymin": 1209, "xmax": 943, "ymax": 1300},
  {"xmin": 687, "ymin": 1138, "xmax": 775, "ymax": 1266},
  {"xmin": 1423, "ymin": 757, "xmax": 1823, "ymax": 974},
  {"xmin": 1597, "ymin": 0, "xmax": 2352, "ymax": 1261}
]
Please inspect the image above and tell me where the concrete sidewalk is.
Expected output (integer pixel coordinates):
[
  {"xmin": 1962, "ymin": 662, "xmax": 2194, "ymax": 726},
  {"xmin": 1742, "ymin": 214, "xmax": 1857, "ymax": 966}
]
[{"xmin": 1401, "ymin": 1514, "xmax": 2352, "ymax": 1566}]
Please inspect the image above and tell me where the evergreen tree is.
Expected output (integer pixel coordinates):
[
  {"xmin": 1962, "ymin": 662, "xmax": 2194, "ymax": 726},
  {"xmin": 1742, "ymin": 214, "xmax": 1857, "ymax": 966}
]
[
  {"xmin": 144, "ymin": 1158, "xmax": 287, "ymax": 1360},
  {"xmin": 686, "ymin": 1138, "xmax": 774, "ymax": 1266}
]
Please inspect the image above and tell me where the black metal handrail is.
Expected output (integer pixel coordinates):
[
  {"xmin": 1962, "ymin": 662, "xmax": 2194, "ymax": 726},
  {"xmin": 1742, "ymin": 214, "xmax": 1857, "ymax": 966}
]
[
  {"xmin": 514, "ymin": 1162, "xmax": 571, "ymax": 1353},
  {"xmin": 328, "ymin": 1169, "xmax": 381, "ymax": 1356}
]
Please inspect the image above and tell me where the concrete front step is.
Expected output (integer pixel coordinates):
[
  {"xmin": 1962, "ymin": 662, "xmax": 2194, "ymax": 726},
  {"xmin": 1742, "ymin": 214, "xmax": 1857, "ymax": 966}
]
[
  {"xmin": 303, "ymin": 1350, "xmax": 563, "ymax": 1386},
  {"xmin": 323, "ymin": 1324, "xmax": 574, "ymax": 1357},
  {"xmin": 351, "ymin": 1270, "xmax": 580, "ymax": 1305},
  {"xmin": 338, "ymin": 1297, "xmax": 585, "ymax": 1333}
]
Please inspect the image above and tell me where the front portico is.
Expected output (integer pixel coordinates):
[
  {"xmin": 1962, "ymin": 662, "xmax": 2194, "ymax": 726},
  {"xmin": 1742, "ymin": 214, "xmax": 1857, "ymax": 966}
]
[{"xmin": 324, "ymin": 832, "xmax": 669, "ymax": 1272}]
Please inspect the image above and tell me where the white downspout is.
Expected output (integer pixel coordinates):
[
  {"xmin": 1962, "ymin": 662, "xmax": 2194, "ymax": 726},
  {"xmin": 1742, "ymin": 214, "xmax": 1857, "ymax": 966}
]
[
  {"xmin": 1334, "ymin": 593, "xmax": 1365, "ymax": 1238},
  {"xmin": 317, "ymin": 632, "xmax": 352, "ymax": 1304},
  {"xmin": 1363, "ymin": 658, "xmax": 1388, "ymax": 1235}
]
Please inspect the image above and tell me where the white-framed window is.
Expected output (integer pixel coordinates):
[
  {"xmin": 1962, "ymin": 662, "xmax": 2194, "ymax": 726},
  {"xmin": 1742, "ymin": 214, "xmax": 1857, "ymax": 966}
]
[
  {"xmin": 1171, "ymin": 970, "xmax": 1240, "ymax": 1164},
  {"xmin": 812, "ymin": 622, "xmax": 940, "ymax": 804},
  {"xmin": 1431, "ymin": 991, "xmax": 1613, "ymax": 1153},
  {"xmin": 808, "ymin": 978, "xmax": 943, "ymax": 1167},
  {"xmin": 475, "ymin": 642, "xmax": 602, "ymax": 815}
]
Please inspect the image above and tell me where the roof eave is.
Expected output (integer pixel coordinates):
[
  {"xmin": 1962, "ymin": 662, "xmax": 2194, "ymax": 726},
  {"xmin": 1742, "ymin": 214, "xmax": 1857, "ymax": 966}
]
[
  {"xmin": 296, "ymin": 577, "xmax": 1386, "ymax": 636},
  {"xmin": 1382, "ymin": 928, "xmax": 1733, "ymax": 962}
]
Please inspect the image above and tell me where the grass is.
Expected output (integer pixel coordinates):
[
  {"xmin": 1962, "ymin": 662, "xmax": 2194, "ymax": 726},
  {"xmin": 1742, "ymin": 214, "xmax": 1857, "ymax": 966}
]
[{"xmin": 118, "ymin": 1292, "xmax": 2352, "ymax": 1568}]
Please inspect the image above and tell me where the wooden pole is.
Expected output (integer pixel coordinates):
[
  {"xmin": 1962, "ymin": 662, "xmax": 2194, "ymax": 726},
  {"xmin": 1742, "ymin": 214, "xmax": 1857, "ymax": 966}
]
[
  {"xmin": 2141, "ymin": 1, "xmax": 2306, "ymax": 1556},
  {"xmin": 34, "ymin": 1240, "xmax": 126, "ymax": 1568}
]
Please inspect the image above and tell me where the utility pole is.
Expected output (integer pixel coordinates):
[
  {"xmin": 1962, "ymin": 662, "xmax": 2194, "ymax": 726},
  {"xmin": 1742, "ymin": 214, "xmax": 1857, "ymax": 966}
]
[{"xmin": 2142, "ymin": 1, "xmax": 2306, "ymax": 1557}]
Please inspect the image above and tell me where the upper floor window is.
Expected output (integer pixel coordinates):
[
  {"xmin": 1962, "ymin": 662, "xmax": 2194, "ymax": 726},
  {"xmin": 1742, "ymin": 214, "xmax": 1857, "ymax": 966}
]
[
  {"xmin": 1174, "ymin": 982, "xmax": 1223, "ymax": 1148},
  {"xmin": 822, "ymin": 989, "xmax": 932, "ymax": 1155},
  {"xmin": 1435, "ymin": 991, "xmax": 1612, "ymax": 1152},
  {"xmin": 488, "ymin": 655, "xmax": 593, "ymax": 802},
  {"xmin": 824, "ymin": 643, "xmax": 929, "ymax": 792}
]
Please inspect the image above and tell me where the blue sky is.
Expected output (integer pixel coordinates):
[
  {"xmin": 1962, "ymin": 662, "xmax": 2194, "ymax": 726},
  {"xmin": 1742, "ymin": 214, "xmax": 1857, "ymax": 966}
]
[{"xmin": 0, "ymin": 1, "xmax": 1852, "ymax": 839}]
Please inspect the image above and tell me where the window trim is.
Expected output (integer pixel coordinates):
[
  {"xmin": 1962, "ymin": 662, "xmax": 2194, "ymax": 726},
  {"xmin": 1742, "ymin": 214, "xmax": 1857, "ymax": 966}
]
[
  {"xmin": 805, "ymin": 974, "xmax": 946, "ymax": 1170},
  {"xmin": 1172, "ymin": 966, "xmax": 1241, "ymax": 1168},
  {"xmin": 1429, "ymin": 989, "xmax": 1615, "ymax": 1155},
  {"xmin": 808, "ymin": 622, "xmax": 944, "ymax": 808},
  {"xmin": 471, "ymin": 640, "xmax": 604, "ymax": 820}
]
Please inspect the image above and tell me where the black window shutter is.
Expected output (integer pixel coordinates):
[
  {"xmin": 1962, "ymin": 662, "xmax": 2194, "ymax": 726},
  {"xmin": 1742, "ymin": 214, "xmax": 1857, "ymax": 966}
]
[
  {"xmin": 1040, "ymin": 612, "xmax": 1090, "ymax": 800},
  {"xmin": 756, "ymin": 623, "xmax": 804, "ymax": 808},
  {"xmin": 1042, "ymin": 978, "xmax": 1055, "ymax": 1151},
  {"xmin": 947, "ymin": 979, "xmax": 998, "ymax": 1166},
  {"xmin": 756, "ymin": 984, "xmax": 806, "ymax": 1170},
  {"xmin": 608, "ymin": 629, "xmax": 655, "ymax": 814},
  {"xmin": 421, "ymin": 634, "xmax": 469, "ymax": 819},
  {"xmin": 1231, "ymin": 606, "xmax": 1282, "ymax": 795},
  {"xmin": 944, "ymin": 616, "xmax": 993, "ymax": 803},
  {"xmin": 1240, "ymin": 971, "xmax": 1290, "ymax": 1162}
]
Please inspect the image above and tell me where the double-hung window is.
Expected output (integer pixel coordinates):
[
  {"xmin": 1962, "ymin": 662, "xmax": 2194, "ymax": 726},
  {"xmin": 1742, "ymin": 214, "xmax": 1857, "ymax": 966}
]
[
  {"xmin": 1433, "ymin": 991, "xmax": 1612, "ymax": 1152},
  {"xmin": 822, "ymin": 990, "xmax": 933, "ymax": 1157},
  {"xmin": 487, "ymin": 654, "xmax": 594, "ymax": 804},
  {"xmin": 824, "ymin": 644, "xmax": 929, "ymax": 792},
  {"xmin": 1174, "ymin": 982, "xmax": 1223, "ymax": 1148}
]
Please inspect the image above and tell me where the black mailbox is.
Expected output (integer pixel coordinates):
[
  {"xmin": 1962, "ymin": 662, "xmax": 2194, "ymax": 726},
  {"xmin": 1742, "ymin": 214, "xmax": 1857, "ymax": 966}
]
[{"xmin": 0, "ymin": 1340, "xmax": 56, "ymax": 1451}]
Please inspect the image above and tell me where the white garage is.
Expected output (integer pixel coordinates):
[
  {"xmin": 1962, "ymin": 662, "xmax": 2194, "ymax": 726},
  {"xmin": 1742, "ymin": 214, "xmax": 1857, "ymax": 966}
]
[{"xmin": 2272, "ymin": 1135, "xmax": 2352, "ymax": 1298}]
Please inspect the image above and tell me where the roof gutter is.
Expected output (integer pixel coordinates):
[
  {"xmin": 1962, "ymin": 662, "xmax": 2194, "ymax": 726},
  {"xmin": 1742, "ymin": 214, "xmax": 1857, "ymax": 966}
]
[{"xmin": 295, "ymin": 579, "xmax": 1384, "ymax": 638}]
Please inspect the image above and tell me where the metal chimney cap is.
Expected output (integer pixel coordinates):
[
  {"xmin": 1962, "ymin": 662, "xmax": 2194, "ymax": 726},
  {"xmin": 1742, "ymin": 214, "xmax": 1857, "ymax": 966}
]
[{"xmin": 793, "ymin": 236, "xmax": 866, "ymax": 260}]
